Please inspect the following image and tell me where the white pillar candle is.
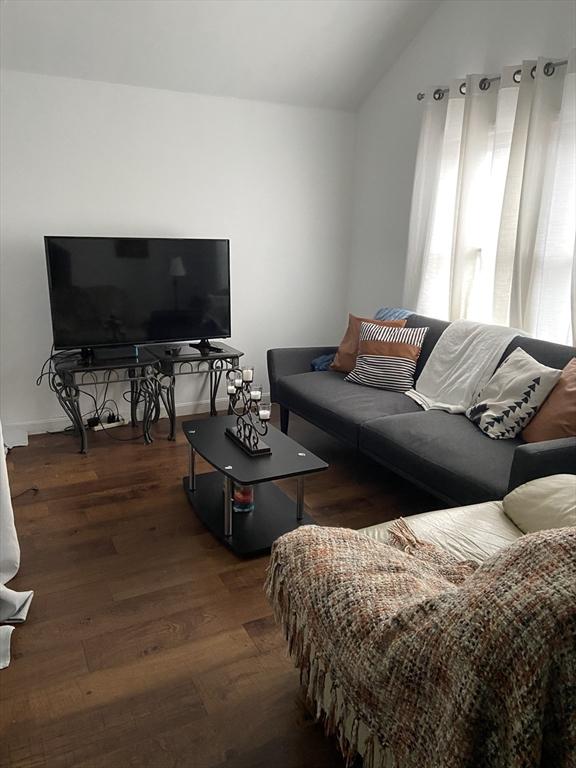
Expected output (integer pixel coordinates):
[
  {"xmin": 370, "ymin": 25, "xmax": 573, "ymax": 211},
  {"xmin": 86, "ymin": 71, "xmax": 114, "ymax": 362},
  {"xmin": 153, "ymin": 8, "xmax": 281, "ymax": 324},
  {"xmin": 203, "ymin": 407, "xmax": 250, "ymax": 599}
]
[
  {"xmin": 250, "ymin": 389, "xmax": 262, "ymax": 401},
  {"xmin": 234, "ymin": 377, "xmax": 242, "ymax": 388},
  {"xmin": 227, "ymin": 383, "xmax": 236, "ymax": 395},
  {"xmin": 258, "ymin": 407, "xmax": 271, "ymax": 421},
  {"xmin": 242, "ymin": 368, "xmax": 254, "ymax": 382}
]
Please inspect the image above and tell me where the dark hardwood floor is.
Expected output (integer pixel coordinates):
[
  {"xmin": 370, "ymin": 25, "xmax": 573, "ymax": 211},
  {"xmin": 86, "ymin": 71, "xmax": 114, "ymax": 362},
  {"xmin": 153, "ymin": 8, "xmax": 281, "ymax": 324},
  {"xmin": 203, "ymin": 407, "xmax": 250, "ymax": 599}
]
[{"xmin": 1, "ymin": 410, "xmax": 436, "ymax": 768}]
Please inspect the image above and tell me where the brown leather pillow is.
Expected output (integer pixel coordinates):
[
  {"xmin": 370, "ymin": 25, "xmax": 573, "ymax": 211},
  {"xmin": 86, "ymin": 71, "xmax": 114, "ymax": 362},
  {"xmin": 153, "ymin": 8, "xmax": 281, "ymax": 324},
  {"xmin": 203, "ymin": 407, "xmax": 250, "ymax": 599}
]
[
  {"xmin": 522, "ymin": 357, "xmax": 576, "ymax": 442},
  {"xmin": 331, "ymin": 314, "xmax": 406, "ymax": 373}
]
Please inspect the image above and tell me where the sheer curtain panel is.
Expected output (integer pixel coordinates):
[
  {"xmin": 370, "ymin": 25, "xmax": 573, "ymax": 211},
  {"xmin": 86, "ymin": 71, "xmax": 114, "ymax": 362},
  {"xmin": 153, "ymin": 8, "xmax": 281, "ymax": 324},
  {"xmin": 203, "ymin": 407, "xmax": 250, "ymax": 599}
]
[
  {"xmin": 403, "ymin": 88, "xmax": 447, "ymax": 311},
  {"xmin": 405, "ymin": 50, "xmax": 576, "ymax": 344},
  {"xmin": 0, "ymin": 421, "xmax": 33, "ymax": 669}
]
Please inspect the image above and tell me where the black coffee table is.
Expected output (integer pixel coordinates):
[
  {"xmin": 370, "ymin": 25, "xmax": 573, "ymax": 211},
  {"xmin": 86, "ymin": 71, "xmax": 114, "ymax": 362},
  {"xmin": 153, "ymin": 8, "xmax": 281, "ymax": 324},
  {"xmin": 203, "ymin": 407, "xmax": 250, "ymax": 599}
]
[{"xmin": 182, "ymin": 416, "xmax": 328, "ymax": 556}]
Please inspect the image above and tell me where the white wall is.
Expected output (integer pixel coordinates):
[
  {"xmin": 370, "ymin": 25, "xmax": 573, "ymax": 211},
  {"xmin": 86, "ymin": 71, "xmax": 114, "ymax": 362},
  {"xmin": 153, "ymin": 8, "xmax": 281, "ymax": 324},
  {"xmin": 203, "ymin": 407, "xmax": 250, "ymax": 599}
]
[
  {"xmin": 348, "ymin": 0, "xmax": 576, "ymax": 316},
  {"xmin": 0, "ymin": 71, "xmax": 354, "ymax": 433}
]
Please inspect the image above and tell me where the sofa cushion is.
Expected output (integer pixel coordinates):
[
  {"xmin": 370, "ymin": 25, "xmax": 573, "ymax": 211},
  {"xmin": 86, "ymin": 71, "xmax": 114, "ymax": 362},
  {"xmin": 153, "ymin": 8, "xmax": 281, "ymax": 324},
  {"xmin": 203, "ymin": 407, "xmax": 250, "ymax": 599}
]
[
  {"xmin": 362, "ymin": 501, "xmax": 522, "ymax": 563},
  {"xmin": 331, "ymin": 314, "xmax": 406, "ymax": 373},
  {"xmin": 465, "ymin": 347, "xmax": 561, "ymax": 439},
  {"xmin": 359, "ymin": 410, "xmax": 520, "ymax": 505},
  {"xmin": 345, "ymin": 324, "xmax": 428, "ymax": 392},
  {"xmin": 276, "ymin": 371, "xmax": 422, "ymax": 446},
  {"xmin": 404, "ymin": 313, "xmax": 450, "ymax": 380},
  {"xmin": 522, "ymin": 358, "xmax": 576, "ymax": 442},
  {"xmin": 503, "ymin": 474, "xmax": 576, "ymax": 533},
  {"xmin": 497, "ymin": 335, "xmax": 575, "ymax": 371}
]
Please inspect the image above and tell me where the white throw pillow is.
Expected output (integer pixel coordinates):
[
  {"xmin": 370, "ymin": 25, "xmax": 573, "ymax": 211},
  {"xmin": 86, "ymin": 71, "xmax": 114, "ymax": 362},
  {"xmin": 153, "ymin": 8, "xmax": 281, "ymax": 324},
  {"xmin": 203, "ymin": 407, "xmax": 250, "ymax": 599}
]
[
  {"xmin": 504, "ymin": 475, "xmax": 576, "ymax": 533},
  {"xmin": 466, "ymin": 348, "xmax": 561, "ymax": 439}
]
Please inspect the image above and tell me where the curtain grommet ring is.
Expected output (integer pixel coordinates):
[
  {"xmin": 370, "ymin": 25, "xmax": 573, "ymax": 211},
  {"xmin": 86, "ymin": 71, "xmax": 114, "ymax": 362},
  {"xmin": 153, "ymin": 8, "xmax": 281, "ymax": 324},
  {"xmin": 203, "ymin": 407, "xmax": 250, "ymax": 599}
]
[
  {"xmin": 433, "ymin": 88, "xmax": 445, "ymax": 101},
  {"xmin": 531, "ymin": 65, "xmax": 537, "ymax": 79},
  {"xmin": 417, "ymin": 92, "xmax": 425, "ymax": 101},
  {"xmin": 513, "ymin": 69, "xmax": 522, "ymax": 84},
  {"xmin": 459, "ymin": 82, "xmax": 466, "ymax": 96},
  {"xmin": 479, "ymin": 78, "xmax": 491, "ymax": 91},
  {"xmin": 543, "ymin": 61, "xmax": 556, "ymax": 77}
]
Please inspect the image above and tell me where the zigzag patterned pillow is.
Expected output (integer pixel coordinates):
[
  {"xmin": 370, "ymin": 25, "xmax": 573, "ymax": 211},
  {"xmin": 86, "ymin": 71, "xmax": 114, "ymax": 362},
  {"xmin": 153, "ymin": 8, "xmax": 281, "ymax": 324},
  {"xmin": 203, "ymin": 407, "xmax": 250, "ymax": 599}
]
[
  {"xmin": 345, "ymin": 323, "xmax": 428, "ymax": 392},
  {"xmin": 466, "ymin": 347, "xmax": 562, "ymax": 439}
]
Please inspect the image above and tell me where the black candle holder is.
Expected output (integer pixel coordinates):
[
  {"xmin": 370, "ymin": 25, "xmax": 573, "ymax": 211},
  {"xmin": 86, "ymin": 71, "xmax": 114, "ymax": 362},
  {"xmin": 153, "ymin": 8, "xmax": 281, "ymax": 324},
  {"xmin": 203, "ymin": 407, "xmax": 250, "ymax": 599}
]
[{"xmin": 225, "ymin": 368, "xmax": 272, "ymax": 456}]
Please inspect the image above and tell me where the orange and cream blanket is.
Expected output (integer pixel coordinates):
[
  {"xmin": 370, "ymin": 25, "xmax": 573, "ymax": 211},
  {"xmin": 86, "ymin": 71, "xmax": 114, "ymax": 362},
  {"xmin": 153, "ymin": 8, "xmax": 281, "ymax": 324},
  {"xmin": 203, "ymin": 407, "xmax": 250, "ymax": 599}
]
[{"xmin": 266, "ymin": 523, "xmax": 576, "ymax": 768}]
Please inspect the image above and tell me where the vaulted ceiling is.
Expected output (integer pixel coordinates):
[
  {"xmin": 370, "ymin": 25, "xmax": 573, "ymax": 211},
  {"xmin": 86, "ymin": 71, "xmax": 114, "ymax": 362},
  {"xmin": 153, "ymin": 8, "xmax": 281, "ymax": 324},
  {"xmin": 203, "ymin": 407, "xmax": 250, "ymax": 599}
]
[{"xmin": 0, "ymin": 0, "xmax": 440, "ymax": 110}]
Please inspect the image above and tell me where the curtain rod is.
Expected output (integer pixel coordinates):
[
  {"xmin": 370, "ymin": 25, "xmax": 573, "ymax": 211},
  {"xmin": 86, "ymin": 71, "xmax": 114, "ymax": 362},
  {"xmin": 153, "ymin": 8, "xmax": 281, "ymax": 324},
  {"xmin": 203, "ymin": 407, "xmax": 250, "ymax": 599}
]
[
  {"xmin": 544, "ymin": 58, "xmax": 568, "ymax": 75},
  {"xmin": 417, "ymin": 58, "xmax": 569, "ymax": 101}
]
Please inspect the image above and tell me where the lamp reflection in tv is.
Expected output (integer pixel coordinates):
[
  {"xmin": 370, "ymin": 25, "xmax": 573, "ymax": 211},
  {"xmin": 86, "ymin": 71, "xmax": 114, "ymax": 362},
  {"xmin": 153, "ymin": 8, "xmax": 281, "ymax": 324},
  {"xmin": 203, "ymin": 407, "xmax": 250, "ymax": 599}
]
[{"xmin": 169, "ymin": 255, "xmax": 187, "ymax": 310}]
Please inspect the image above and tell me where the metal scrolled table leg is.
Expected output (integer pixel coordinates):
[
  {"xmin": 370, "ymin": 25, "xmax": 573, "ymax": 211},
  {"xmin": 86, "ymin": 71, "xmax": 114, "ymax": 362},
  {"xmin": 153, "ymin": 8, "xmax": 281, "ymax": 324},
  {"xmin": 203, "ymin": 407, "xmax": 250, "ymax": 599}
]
[
  {"xmin": 166, "ymin": 375, "xmax": 176, "ymax": 440},
  {"xmin": 227, "ymin": 357, "xmax": 239, "ymax": 415},
  {"xmin": 129, "ymin": 368, "xmax": 139, "ymax": 426},
  {"xmin": 209, "ymin": 368, "xmax": 219, "ymax": 417},
  {"xmin": 146, "ymin": 365, "xmax": 161, "ymax": 424},
  {"xmin": 141, "ymin": 375, "xmax": 156, "ymax": 445},
  {"xmin": 156, "ymin": 372, "xmax": 176, "ymax": 441},
  {"xmin": 151, "ymin": 393, "xmax": 161, "ymax": 424},
  {"xmin": 54, "ymin": 373, "xmax": 87, "ymax": 453}
]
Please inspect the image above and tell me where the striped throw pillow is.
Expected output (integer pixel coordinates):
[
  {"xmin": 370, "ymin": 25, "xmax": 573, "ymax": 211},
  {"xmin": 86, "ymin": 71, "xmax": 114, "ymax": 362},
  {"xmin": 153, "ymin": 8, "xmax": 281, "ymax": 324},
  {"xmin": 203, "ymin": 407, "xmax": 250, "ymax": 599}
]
[{"xmin": 345, "ymin": 323, "xmax": 428, "ymax": 392}]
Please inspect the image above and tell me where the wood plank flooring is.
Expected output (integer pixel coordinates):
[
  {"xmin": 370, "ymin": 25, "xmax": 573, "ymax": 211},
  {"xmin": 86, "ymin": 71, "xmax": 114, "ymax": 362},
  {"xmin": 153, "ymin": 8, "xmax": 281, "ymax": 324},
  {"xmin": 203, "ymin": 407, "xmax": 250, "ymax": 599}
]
[{"xmin": 1, "ymin": 410, "xmax": 436, "ymax": 768}]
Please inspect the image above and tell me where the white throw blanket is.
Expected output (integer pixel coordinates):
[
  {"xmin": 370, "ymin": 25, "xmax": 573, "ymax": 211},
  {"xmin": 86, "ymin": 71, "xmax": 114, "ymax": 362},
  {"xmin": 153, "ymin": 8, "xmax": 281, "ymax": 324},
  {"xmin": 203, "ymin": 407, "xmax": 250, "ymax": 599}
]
[
  {"xmin": 1, "ymin": 420, "xmax": 33, "ymax": 669},
  {"xmin": 406, "ymin": 320, "xmax": 524, "ymax": 413}
]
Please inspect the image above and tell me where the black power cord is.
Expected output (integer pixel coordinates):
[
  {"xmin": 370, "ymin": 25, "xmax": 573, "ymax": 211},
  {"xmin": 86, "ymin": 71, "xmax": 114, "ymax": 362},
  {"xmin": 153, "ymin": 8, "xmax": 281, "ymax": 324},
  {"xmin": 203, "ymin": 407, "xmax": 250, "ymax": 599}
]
[
  {"xmin": 37, "ymin": 350, "xmax": 146, "ymax": 442},
  {"xmin": 79, "ymin": 389, "xmax": 146, "ymax": 442}
]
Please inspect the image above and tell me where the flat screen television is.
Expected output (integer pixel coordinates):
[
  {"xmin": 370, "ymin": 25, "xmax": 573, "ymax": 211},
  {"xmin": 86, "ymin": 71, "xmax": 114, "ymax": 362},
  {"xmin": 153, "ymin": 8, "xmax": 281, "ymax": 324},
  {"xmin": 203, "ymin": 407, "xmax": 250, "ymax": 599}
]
[{"xmin": 45, "ymin": 236, "xmax": 231, "ymax": 351}]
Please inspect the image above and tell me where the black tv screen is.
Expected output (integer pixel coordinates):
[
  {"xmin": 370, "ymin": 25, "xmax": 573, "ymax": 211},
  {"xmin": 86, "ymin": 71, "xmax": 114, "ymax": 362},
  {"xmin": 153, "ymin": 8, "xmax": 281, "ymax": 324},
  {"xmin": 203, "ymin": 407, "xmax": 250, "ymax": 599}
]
[{"xmin": 45, "ymin": 237, "xmax": 231, "ymax": 349}]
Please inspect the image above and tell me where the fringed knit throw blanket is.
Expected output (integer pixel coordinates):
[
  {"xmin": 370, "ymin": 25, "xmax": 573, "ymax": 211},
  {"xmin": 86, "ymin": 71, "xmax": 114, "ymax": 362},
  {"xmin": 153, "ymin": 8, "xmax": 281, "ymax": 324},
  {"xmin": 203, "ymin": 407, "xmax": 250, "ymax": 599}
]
[{"xmin": 266, "ymin": 524, "xmax": 576, "ymax": 768}]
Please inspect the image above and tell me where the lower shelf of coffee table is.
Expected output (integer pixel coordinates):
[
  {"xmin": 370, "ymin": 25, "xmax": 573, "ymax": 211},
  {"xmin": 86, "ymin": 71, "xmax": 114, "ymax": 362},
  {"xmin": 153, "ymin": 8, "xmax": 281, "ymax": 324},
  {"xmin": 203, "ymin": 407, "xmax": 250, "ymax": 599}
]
[{"xmin": 182, "ymin": 471, "xmax": 314, "ymax": 557}]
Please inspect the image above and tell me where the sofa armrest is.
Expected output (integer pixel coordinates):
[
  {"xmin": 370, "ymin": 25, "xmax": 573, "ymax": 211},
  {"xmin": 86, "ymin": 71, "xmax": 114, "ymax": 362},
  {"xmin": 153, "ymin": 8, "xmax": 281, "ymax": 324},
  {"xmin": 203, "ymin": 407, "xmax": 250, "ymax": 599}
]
[
  {"xmin": 267, "ymin": 346, "xmax": 338, "ymax": 402},
  {"xmin": 508, "ymin": 437, "xmax": 576, "ymax": 492}
]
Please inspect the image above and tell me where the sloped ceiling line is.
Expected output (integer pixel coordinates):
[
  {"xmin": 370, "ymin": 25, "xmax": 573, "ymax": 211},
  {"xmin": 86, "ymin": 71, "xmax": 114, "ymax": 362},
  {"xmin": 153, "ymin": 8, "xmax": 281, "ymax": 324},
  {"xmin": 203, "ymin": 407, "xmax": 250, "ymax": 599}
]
[{"xmin": 0, "ymin": 0, "xmax": 441, "ymax": 111}]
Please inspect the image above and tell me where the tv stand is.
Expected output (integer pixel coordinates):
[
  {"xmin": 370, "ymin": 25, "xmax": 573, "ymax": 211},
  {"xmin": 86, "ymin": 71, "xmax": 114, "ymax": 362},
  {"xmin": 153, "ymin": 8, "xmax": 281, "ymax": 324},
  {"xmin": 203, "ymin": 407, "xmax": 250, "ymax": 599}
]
[
  {"xmin": 189, "ymin": 339, "xmax": 224, "ymax": 355},
  {"xmin": 52, "ymin": 348, "xmax": 160, "ymax": 453},
  {"xmin": 48, "ymin": 343, "xmax": 244, "ymax": 451},
  {"xmin": 148, "ymin": 342, "xmax": 243, "ymax": 435}
]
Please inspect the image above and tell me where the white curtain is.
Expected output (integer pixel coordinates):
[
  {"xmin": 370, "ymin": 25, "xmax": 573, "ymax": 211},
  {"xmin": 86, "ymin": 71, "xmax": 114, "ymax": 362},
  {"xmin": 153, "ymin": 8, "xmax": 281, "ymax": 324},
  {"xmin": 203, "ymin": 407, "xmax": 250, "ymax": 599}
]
[
  {"xmin": 403, "ymin": 86, "xmax": 448, "ymax": 310},
  {"xmin": 404, "ymin": 50, "xmax": 576, "ymax": 345},
  {"xmin": 0, "ymin": 420, "xmax": 33, "ymax": 669}
]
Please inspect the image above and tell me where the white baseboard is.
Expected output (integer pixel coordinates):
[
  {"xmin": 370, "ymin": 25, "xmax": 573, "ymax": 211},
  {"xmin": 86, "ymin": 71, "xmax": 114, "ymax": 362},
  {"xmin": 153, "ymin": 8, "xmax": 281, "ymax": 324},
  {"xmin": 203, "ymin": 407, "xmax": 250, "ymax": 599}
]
[
  {"xmin": 5, "ymin": 393, "xmax": 270, "ymax": 437},
  {"xmin": 2, "ymin": 425, "xmax": 29, "ymax": 449}
]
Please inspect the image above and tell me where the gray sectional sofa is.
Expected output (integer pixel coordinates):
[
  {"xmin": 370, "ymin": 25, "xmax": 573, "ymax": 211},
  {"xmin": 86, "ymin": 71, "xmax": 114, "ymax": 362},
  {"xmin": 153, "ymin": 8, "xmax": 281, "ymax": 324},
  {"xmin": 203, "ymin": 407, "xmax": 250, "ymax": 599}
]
[{"xmin": 267, "ymin": 314, "xmax": 576, "ymax": 506}]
